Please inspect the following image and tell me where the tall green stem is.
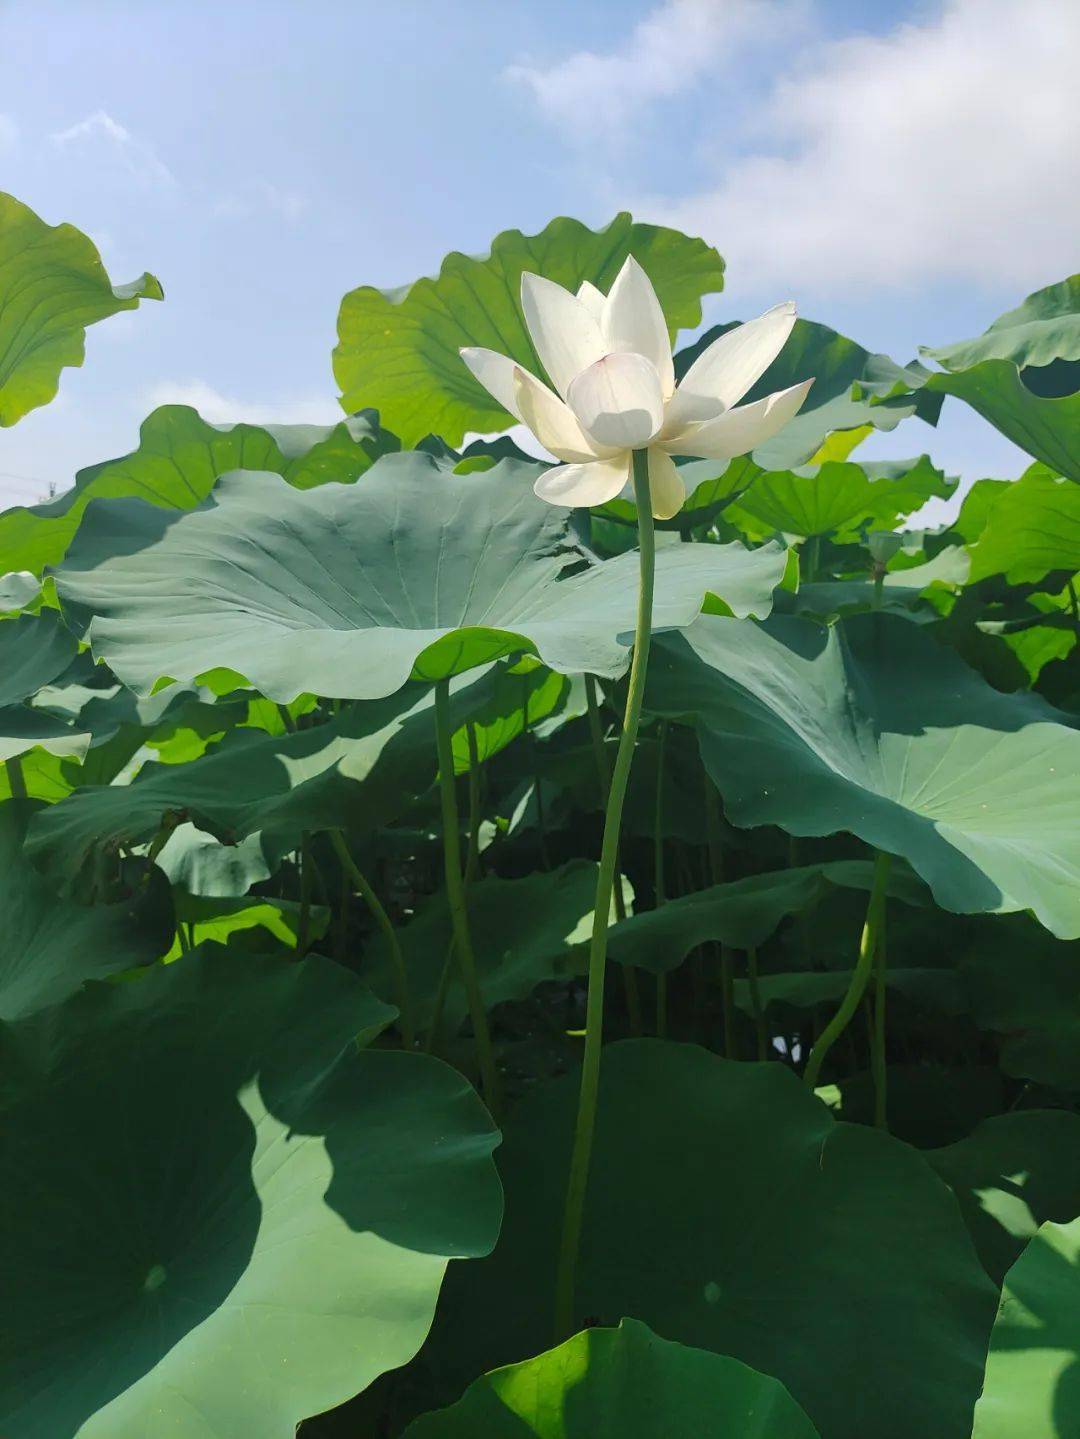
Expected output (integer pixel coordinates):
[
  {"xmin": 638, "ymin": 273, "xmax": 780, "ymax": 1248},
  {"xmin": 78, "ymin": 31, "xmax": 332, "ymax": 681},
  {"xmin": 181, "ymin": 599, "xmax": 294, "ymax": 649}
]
[
  {"xmin": 329, "ymin": 829, "xmax": 415, "ymax": 1051},
  {"xmin": 434, "ymin": 679, "xmax": 500, "ymax": 1112},
  {"xmin": 871, "ymin": 929, "xmax": 888, "ymax": 1128},
  {"xmin": 803, "ymin": 851, "xmax": 891, "ymax": 1089},
  {"xmin": 747, "ymin": 946, "xmax": 768, "ymax": 1061},
  {"xmin": 553, "ymin": 448, "xmax": 655, "ymax": 1341},
  {"xmin": 584, "ymin": 672, "xmax": 640, "ymax": 1032},
  {"xmin": 653, "ymin": 719, "xmax": 668, "ymax": 1037}
]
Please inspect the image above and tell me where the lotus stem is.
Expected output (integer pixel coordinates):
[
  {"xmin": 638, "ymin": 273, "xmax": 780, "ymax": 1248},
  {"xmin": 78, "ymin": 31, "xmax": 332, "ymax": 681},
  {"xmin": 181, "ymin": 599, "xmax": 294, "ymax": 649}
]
[
  {"xmin": 465, "ymin": 721, "xmax": 482, "ymax": 885},
  {"xmin": 720, "ymin": 946, "xmax": 736, "ymax": 1058},
  {"xmin": 747, "ymin": 946, "xmax": 768, "ymax": 1061},
  {"xmin": 872, "ymin": 928, "xmax": 888, "ymax": 1128},
  {"xmin": 585, "ymin": 673, "xmax": 641, "ymax": 1032},
  {"xmin": 427, "ymin": 722, "xmax": 484, "ymax": 1057},
  {"xmin": 553, "ymin": 447, "xmax": 655, "ymax": 1342},
  {"xmin": 654, "ymin": 718, "xmax": 668, "ymax": 1037},
  {"xmin": 329, "ymin": 829, "xmax": 415, "ymax": 1052},
  {"xmin": 804, "ymin": 850, "xmax": 891, "ymax": 1089},
  {"xmin": 434, "ymin": 679, "xmax": 500, "ymax": 1112},
  {"xmin": 296, "ymin": 833, "xmax": 314, "ymax": 956}
]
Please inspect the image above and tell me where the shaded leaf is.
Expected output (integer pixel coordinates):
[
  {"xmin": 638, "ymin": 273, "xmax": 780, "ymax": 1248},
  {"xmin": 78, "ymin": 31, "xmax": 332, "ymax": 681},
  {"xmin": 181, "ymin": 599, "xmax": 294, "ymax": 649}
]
[
  {"xmin": 0, "ymin": 945, "xmax": 502, "ymax": 1437},
  {"xmin": 432, "ymin": 1041, "xmax": 996, "ymax": 1439}
]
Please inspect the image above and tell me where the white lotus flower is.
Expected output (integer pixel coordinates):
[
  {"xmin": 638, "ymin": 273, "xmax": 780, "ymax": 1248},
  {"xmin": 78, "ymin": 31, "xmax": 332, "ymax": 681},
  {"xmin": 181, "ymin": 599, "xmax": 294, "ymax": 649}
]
[{"xmin": 460, "ymin": 256, "xmax": 812, "ymax": 520}]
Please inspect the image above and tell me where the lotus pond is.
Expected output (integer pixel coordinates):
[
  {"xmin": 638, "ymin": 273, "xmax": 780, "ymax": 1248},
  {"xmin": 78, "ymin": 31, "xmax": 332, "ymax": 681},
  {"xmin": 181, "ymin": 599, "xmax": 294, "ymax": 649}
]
[{"xmin": 1, "ymin": 192, "xmax": 1080, "ymax": 1438}]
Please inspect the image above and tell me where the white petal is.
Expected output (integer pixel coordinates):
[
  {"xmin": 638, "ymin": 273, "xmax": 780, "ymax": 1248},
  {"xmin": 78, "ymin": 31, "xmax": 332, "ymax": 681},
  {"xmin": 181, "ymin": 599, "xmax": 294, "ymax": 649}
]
[
  {"xmin": 512, "ymin": 366, "xmax": 610, "ymax": 463},
  {"xmin": 566, "ymin": 352, "xmax": 665, "ymax": 450},
  {"xmin": 602, "ymin": 255, "xmax": 675, "ymax": 398},
  {"xmin": 660, "ymin": 379, "xmax": 813, "ymax": 461},
  {"xmin": 647, "ymin": 448, "xmax": 686, "ymax": 520},
  {"xmin": 533, "ymin": 453, "xmax": 632, "ymax": 509},
  {"xmin": 460, "ymin": 346, "xmax": 526, "ymax": 420},
  {"xmin": 576, "ymin": 280, "xmax": 607, "ymax": 322},
  {"xmin": 666, "ymin": 301, "xmax": 797, "ymax": 435},
  {"xmin": 521, "ymin": 273, "xmax": 608, "ymax": 398}
]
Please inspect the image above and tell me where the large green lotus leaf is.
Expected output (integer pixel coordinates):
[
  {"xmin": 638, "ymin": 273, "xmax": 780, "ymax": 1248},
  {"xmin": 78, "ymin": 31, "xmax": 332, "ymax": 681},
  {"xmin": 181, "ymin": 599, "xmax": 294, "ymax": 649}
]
[
  {"xmin": 0, "ymin": 945, "xmax": 502, "ymax": 1438},
  {"xmin": 432, "ymin": 1041, "xmax": 996, "ymax": 1439},
  {"xmin": 0, "ymin": 800, "xmax": 172, "ymax": 1021},
  {"xmin": 0, "ymin": 191, "xmax": 162, "ymax": 427},
  {"xmin": 644, "ymin": 613, "xmax": 1080, "ymax": 938},
  {"xmin": 727, "ymin": 456, "xmax": 954, "ymax": 541},
  {"xmin": 923, "ymin": 364, "xmax": 1080, "ymax": 481},
  {"xmin": 926, "ymin": 275, "xmax": 1080, "ymax": 375},
  {"xmin": 367, "ymin": 860, "xmax": 612, "ymax": 1036},
  {"xmin": 673, "ymin": 317, "xmax": 942, "ymax": 470},
  {"xmin": 333, "ymin": 213, "xmax": 725, "ymax": 447},
  {"xmin": 971, "ymin": 1216, "xmax": 1080, "ymax": 1439},
  {"xmin": 52, "ymin": 453, "xmax": 784, "ymax": 702},
  {"xmin": 968, "ymin": 463, "xmax": 1080, "ymax": 583},
  {"xmin": 23, "ymin": 681, "xmax": 463, "ymax": 890},
  {"xmin": 960, "ymin": 915, "xmax": 1080, "ymax": 1088},
  {"xmin": 928, "ymin": 1112, "xmax": 1080, "ymax": 1285},
  {"xmin": 0, "ymin": 404, "xmax": 397, "ymax": 577},
  {"xmin": 405, "ymin": 1318, "xmax": 819, "ymax": 1439}
]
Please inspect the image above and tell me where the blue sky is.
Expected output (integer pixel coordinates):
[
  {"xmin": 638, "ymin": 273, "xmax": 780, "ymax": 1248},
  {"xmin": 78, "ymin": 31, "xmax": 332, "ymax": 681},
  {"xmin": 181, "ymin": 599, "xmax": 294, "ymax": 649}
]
[{"xmin": 1, "ymin": 0, "xmax": 1077, "ymax": 513}]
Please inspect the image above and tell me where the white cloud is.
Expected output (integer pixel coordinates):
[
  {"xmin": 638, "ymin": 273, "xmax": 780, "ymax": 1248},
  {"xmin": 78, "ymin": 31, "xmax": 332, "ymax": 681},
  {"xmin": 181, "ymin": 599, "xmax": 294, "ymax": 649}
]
[
  {"xmin": 143, "ymin": 380, "xmax": 342, "ymax": 428},
  {"xmin": 647, "ymin": 0, "xmax": 1080, "ymax": 295},
  {"xmin": 507, "ymin": 0, "xmax": 808, "ymax": 150},
  {"xmin": 51, "ymin": 110, "xmax": 176, "ymax": 189},
  {"xmin": 213, "ymin": 181, "xmax": 308, "ymax": 224}
]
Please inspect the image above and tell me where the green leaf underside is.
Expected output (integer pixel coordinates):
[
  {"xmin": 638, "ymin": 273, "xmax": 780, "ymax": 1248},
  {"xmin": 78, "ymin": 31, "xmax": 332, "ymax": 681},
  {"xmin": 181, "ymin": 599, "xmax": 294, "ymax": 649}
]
[
  {"xmin": 0, "ymin": 404, "xmax": 398, "ymax": 577},
  {"xmin": 972, "ymin": 1214, "xmax": 1080, "ymax": 1439},
  {"xmin": 333, "ymin": 212, "xmax": 725, "ymax": 447},
  {"xmin": 431, "ymin": 1041, "xmax": 996, "ymax": 1439},
  {"xmin": 924, "ymin": 364, "xmax": 1080, "ymax": 482},
  {"xmin": 673, "ymin": 317, "xmax": 943, "ymax": 470},
  {"xmin": 968, "ymin": 463, "xmax": 1080, "ymax": 582},
  {"xmin": 0, "ymin": 945, "xmax": 502, "ymax": 1438},
  {"xmin": 926, "ymin": 274, "xmax": 1080, "ymax": 373},
  {"xmin": 728, "ymin": 456, "xmax": 955, "ymax": 541},
  {"xmin": 405, "ymin": 1319, "xmax": 819, "ymax": 1438},
  {"xmin": 0, "ymin": 191, "xmax": 162, "ymax": 427},
  {"xmin": 645, "ymin": 613, "xmax": 1080, "ymax": 938},
  {"xmin": 52, "ymin": 453, "xmax": 785, "ymax": 703}
]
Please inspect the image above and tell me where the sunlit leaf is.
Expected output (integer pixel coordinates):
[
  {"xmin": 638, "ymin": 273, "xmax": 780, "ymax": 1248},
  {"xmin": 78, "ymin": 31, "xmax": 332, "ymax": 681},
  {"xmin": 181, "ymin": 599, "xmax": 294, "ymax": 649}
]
[
  {"xmin": 406, "ymin": 1319, "xmax": 819, "ymax": 1438},
  {"xmin": 53, "ymin": 453, "xmax": 784, "ymax": 702},
  {"xmin": 334, "ymin": 213, "xmax": 724, "ymax": 447},
  {"xmin": 0, "ymin": 191, "xmax": 162, "ymax": 427}
]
